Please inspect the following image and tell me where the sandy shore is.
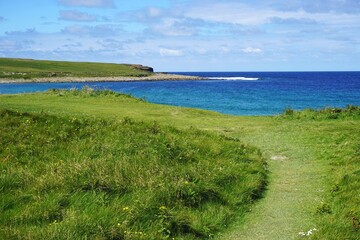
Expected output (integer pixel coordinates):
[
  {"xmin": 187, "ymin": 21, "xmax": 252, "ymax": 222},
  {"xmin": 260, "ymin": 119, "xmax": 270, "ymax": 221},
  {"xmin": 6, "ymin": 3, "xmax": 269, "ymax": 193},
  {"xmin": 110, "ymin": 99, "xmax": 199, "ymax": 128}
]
[{"xmin": 0, "ymin": 73, "xmax": 205, "ymax": 84}]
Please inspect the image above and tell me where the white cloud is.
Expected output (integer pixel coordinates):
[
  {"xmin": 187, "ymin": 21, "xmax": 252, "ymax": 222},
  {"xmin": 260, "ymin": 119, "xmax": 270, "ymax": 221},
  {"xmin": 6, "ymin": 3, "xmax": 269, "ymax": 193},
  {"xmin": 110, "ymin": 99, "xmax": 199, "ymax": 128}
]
[
  {"xmin": 62, "ymin": 25, "xmax": 90, "ymax": 35},
  {"xmin": 148, "ymin": 7, "xmax": 162, "ymax": 18},
  {"xmin": 149, "ymin": 18, "xmax": 196, "ymax": 36},
  {"xmin": 0, "ymin": 39, "xmax": 18, "ymax": 51},
  {"xmin": 59, "ymin": 10, "xmax": 98, "ymax": 22},
  {"xmin": 220, "ymin": 46, "xmax": 230, "ymax": 54},
  {"xmin": 185, "ymin": 1, "xmax": 360, "ymax": 27},
  {"xmin": 5, "ymin": 28, "xmax": 38, "ymax": 36},
  {"xmin": 159, "ymin": 48, "xmax": 183, "ymax": 57},
  {"xmin": 242, "ymin": 47, "xmax": 262, "ymax": 53},
  {"xmin": 61, "ymin": 24, "xmax": 122, "ymax": 36},
  {"xmin": 58, "ymin": 0, "xmax": 114, "ymax": 8}
]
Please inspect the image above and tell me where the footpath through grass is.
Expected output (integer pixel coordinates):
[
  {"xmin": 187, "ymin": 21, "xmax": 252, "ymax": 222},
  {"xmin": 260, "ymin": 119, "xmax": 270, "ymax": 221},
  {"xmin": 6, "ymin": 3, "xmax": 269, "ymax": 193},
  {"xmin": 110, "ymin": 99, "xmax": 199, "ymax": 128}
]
[
  {"xmin": 0, "ymin": 89, "xmax": 359, "ymax": 239},
  {"xmin": 220, "ymin": 112, "xmax": 360, "ymax": 239}
]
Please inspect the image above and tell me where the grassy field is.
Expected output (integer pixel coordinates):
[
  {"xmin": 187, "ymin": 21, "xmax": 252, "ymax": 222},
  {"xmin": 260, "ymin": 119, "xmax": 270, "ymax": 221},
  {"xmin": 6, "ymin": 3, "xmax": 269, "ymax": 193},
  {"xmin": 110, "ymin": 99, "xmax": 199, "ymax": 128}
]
[
  {"xmin": 0, "ymin": 89, "xmax": 359, "ymax": 239},
  {"xmin": 0, "ymin": 58, "xmax": 153, "ymax": 79},
  {"xmin": 0, "ymin": 89, "xmax": 267, "ymax": 239}
]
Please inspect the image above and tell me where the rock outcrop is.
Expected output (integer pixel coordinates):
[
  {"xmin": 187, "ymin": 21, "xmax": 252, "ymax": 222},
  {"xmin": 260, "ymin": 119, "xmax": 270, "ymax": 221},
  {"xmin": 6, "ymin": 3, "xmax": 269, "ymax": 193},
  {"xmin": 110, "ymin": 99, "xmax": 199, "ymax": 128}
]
[{"xmin": 126, "ymin": 64, "xmax": 154, "ymax": 72}]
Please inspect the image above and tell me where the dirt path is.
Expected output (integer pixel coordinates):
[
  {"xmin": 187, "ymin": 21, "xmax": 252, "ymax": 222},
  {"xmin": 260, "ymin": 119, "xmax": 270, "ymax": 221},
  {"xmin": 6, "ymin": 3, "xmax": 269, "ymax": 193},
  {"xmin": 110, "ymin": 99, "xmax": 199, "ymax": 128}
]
[{"xmin": 218, "ymin": 122, "xmax": 327, "ymax": 239}]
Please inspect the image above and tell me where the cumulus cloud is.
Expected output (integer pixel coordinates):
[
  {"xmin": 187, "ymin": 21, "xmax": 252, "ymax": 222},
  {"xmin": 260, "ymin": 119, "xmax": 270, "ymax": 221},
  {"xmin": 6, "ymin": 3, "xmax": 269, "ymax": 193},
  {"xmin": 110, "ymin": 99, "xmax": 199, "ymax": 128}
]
[
  {"xmin": 58, "ymin": 0, "xmax": 115, "ymax": 8},
  {"xmin": 2, "ymin": 0, "xmax": 359, "ymax": 71},
  {"xmin": 242, "ymin": 47, "xmax": 262, "ymax": 53},
  {"xmin": 159, "ymin": 48, "xmax": 183, "ymax": 57},
  {"xmin": 59, "ymin": 10, "xmax": 98, "ymax": 22}
]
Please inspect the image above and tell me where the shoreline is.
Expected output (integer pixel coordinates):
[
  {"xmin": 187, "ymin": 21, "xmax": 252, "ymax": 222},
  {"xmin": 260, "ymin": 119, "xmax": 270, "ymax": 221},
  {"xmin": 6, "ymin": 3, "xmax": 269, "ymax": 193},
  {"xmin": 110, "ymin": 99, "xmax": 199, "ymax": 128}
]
[{"xmin": 0, "ymin": 73, "xmax": 205, "ymax": 84}]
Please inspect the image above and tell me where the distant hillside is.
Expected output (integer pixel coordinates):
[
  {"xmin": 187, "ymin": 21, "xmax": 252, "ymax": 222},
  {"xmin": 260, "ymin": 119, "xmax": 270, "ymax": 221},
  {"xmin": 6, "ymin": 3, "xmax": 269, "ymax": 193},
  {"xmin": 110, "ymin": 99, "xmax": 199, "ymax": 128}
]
[{"xmin": 0, "ymin": 58, "xmax": 153, "ymax": 79}]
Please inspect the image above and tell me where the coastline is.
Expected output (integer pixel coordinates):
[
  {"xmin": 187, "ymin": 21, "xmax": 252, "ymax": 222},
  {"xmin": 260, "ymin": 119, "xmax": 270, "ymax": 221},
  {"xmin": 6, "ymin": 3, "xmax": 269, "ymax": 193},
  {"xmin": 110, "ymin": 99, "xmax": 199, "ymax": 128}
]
[{"xmin": 0, "ymin": 73, "xmax": 205, "ymax": 84}]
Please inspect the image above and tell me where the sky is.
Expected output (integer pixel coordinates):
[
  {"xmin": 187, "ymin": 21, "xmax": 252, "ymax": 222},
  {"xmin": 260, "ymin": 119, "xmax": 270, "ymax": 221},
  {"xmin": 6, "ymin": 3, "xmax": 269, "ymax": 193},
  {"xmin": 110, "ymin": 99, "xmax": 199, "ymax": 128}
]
[{"xmin": 0, "ymin": 0, "xmax": 360, "ymax": 71}]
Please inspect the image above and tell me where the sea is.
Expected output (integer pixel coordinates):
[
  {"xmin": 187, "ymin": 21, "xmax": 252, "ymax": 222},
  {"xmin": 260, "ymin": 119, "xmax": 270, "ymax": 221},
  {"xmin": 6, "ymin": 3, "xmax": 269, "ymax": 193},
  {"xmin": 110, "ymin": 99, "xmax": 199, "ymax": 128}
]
[{"xmin": 1, "ymin": 72, "xmax": 359, "ymax": 116}]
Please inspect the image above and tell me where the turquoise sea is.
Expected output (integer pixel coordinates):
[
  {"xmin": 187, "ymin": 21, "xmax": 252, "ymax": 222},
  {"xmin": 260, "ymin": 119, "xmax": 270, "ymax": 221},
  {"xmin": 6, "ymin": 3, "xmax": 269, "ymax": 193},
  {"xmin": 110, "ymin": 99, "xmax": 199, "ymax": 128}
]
[{"xmin": 1, "ymin": 72, "xmax": 359, "ymax": 115}]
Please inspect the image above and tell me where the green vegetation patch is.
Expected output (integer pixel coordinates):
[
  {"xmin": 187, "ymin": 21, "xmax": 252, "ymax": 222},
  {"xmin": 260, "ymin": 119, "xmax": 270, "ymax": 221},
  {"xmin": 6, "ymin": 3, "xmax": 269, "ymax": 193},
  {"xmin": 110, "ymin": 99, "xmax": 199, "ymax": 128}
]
[
  {"xmin": 1, "ymin": 89, "xmax": 358, "ymax": 239},
  {"xmin": 0, "ymin": 58, "xmax": 152, "ymax": 79},
  {"xmin": 277, "ymin": 107, "xmax": 360, "ymax": 239},
  {"xmin": 0, "ymin": 109, "xmax": 267, "ymax": 239},
  {"xmin": 281, "ymin": 105, "xmax": 360, "ymax": 120}
]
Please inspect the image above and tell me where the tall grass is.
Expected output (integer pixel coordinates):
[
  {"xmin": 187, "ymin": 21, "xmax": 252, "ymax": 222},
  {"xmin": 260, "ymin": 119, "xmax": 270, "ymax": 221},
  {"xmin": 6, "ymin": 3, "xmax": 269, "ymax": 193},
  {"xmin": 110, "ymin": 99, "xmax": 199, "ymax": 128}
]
[
  {"xmin": 0, "ymin": 109, "xmax": 267, "ymax": 239},
  {"xmin": 281, "ymin": 105, "xmax": 360, "ymax": 120}
]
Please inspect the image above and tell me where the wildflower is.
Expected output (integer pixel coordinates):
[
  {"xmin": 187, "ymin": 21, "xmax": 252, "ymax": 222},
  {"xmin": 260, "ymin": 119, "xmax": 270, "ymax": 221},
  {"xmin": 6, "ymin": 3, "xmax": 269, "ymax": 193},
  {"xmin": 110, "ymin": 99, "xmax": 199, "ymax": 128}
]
[
  {"xmin": 298, "ymin": 228, "xmax": 318, "ymax": 237},
  {"xmin": 122, "ymin": 206, "xmax": 129, "ymax": 211},
  {"xmin": 184, "ymin": 181, "xmax": 189, "ymax": 185},
  {"xmin": 50, "ymin": 220, "xmax": 59, "ymax": 225},
  {"xmin": 306, "ymin": 228, "xmax": 318, "ymax": 236},
  {"xmin": 159, "ymin": 205, "xmax": 167, "ymax": 210}
]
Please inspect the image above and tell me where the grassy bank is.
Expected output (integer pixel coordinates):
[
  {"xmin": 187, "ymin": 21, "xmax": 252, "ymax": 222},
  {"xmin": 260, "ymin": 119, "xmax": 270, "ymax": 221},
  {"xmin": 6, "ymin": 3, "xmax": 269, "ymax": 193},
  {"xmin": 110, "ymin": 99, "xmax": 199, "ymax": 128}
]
[
  {"xmin": 0, "ymin": 90, "xmax": 266, "ymax": 239},
  {"xmin": 0, "ymin": 89, "xmax": 359, "ymax": 239},
  {"xmin": 0, "ymin": 58, "xmax": 153, "ymax": 79}
]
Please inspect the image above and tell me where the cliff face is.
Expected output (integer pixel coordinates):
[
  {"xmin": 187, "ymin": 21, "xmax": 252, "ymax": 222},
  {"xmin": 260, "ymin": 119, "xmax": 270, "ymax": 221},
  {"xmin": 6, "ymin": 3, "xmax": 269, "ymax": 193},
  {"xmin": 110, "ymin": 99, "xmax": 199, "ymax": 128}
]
[{"xmin": 126, "ymin": 64, "xmax": 154, "ymax": 72}]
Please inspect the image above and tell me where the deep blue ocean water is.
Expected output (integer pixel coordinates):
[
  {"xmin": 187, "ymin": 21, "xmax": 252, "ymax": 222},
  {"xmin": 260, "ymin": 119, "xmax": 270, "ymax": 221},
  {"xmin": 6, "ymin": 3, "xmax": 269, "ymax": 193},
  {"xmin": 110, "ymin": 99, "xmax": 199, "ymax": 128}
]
[{"xmin": 0, "ymin": 72, "xmax": 359, "ymax": 116}]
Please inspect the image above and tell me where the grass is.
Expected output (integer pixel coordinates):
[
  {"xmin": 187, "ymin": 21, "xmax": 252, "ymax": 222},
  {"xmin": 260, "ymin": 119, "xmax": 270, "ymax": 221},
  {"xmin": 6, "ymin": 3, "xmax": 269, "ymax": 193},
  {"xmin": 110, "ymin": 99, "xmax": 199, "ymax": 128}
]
[
  {"xmin": 0, "ymin": 89, "xmax": 266, "ymax": 239},
  {"xmin": 0, "ymin": 89, "xmax": 359, "ymax": 239},
  {"xmin": 282, "ymin": 106, "xmax": 360, "ymax": 120},
  {"xmin": 0, "ymin": 58, "xmax": 153, "ymax": 79},
  {"xmin": 220, "ymin": 112, "xmax": 360, "ymax": 239}
]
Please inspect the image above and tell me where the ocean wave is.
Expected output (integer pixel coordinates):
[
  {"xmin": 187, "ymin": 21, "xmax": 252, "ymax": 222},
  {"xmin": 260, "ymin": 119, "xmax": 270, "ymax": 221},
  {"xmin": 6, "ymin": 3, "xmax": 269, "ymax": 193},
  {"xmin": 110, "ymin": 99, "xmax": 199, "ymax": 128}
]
[{"xmin": 207, "ymin": 77, "xmax": 259, "ymax": 81}]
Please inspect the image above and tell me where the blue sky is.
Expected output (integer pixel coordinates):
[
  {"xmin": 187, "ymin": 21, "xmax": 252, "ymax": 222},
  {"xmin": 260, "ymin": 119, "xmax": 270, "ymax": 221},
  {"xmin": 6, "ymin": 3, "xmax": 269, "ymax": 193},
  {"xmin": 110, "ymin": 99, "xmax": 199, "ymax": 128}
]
[{"xmin": 0, "ymin": 0, "xmax": 359, "ymax": 71}]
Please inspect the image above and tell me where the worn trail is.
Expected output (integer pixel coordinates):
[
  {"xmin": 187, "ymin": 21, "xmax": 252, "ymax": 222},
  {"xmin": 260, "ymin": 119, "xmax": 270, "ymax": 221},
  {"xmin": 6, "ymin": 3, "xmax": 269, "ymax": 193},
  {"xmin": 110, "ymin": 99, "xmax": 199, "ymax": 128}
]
[{"xmin": 219, "ymin": 122, "xmax": 327, "ymax": 239}]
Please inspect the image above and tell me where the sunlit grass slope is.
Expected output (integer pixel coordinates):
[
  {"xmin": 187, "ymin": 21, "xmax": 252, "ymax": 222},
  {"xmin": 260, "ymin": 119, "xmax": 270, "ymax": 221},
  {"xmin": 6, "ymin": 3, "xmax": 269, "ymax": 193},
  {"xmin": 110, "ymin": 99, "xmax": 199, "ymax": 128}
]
[
  {"xmin": 0, "ymin": 89, "xmax": 359, "ymax": 239},
  {"xmin": 0, "ymin": 90, "xmax": 266, "ymax": 239},
  {"xmin": 0, "ymin": 58, "xmax": 152, "ymax": 79}
]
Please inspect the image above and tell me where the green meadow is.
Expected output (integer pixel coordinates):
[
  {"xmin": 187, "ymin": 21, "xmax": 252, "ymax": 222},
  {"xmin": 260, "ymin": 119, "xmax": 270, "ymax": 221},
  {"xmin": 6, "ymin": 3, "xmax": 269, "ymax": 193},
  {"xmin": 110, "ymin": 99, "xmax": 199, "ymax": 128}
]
[
  {"xmin": 0, "ymin": 58, "xmax": 152, "ymax": 79},
  {"xmin": 0, "ymin": 88, "xmax": 359, "ymax": 239}
]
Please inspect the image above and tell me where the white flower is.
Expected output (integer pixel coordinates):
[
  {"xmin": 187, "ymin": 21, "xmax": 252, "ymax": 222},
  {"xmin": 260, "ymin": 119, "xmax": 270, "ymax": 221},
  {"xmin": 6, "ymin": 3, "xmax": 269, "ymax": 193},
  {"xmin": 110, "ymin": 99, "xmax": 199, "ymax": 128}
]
[{"xmin": 299, "ymin": 228, "xmax": 318, "ymax": 237}]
